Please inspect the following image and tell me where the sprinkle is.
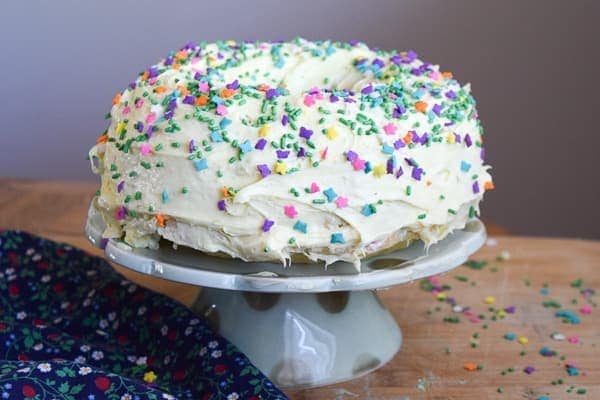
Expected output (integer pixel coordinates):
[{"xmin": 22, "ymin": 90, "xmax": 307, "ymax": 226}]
[
  {"xmin": 210, "ymin": 131, "xmax": 223, "ymax": 142},
  {"xmin": 310, "ymin": 182, "xmax": 320, "ymax": 193},
  {"xmin": 255, "ymin": 138, "xmax": 267, "ymax": 150},
  {"xmin": 293, "ymin": 220, "xmax": 307, "ymax": 233},
  {"xmin": 193, "ymin": 159, "xmax": 208, "ymax": 171},
  {"xmin": 352, "ymin": 158, "xmax": 366, "ymax": 171},
  {"xmin": 258, "ymin": 125, "xmax": 270, "ymax": 137},
  {"xmin": 277, "ymin": 150, "xmax": 290, "ymax": 159},
  {"xmin": 274, "ymin": 161, "xmax": 288, "ymax": 175},
  {"xmin": 503, "ymin": 333, "xmax": 516, "ymax": 341},
  {"xmin": 216, "ymin": 104, "xmax": 228, "ymax": 116},
  {"xmin": 262, "ymin": 219, "xmax": 274, "ymax": 232},
  {"xmin": 115, "ymin": 206, "xmax": 127, "ymax": 220},
  {"xmin": 299, "ymin": 126, "xmax": 313, "ymax": 140},
  {"xmin": 257, "ymin": 164, "xmax": 271, "ymax": 178},
  {"xmin": 517, "ymin": 336, "xmax": 528, "ymax": 345},
  {"xmin": 555, "ymin": 309, "xmax": 580, "ymax": 324},
  {"xmin": 411, "ymin": 167, "xmax": 423, "ymax": 181},
  {"xmin": 326, "ymin": 126, "xmax": 340, "ymax": 140},
  {"xmin": 523, "ymin": 366, "xmax": 535, "ymax": 375},
  {"xmin": 580, "ymin": 305, "xmax": 592, "ymax": 314},
  {"xmin": 361, "ymin": 203, "xmax": 376, "ymax": 216},
  {"xmin": 464, "ymin": 134, "xmax": 472, "ymax": 147},
  {"xmin": 198, "ymin": 82, "xmax": 210, "ymax": 92},
  {"xmin": 460, "ymin": 161, "xmax": 471, "ymax": 172},
  {"xmin": 414, "ymin": 101, "xmax": 428, "ymax": 113},
  {"xmin": 383, "ymin": 123, "xmax": 397, "ymax": 135},
  {"xmin": 539, "ymin": 346, "xmax": 556, "ymax": 357},
  {"xmin": 568, "ymin": 335, "xmax": 580, "ymax": 344},
  {"xmin": 472, "ymin": 181, "xmax": 480, "ymax": 194},
  {"xmin": 345, "ymin": 151, "xmax": 358, "ymax": 161},
  {"xmin": 156, "ymin": 214, "xmax": 166, "ymax": 227},
  {"xmin": 284, "ymin": 205, "xmax": 297, "ymax": 218},
  {"xmin": 239, "ymin": 140, "xmax": 253, "ymax": 154},
  {"xmin": 381, "ymin": 143, "xmax": 395, "ymax": 154},
  {"xmin": 335, "ymin": 196, "xmax": 348, "ymax": 208},
  {"xmin": 266, "ymin": 88, "xmax": 279, "ymax": 100},
  {"xmin": 217, "ymin": 200, "xmax": 226, "ymax": 211},
  {"xmin": 117, "ymin": 181, "xmax": 125, "ymax": 193},
  {"xmin": 323, "ymin": 188, "xmax": 337, "ymax": 202},
  {"xmin": 463, "ymin": 363, "xmax": 478, "ymax": 371},
  {"xmin": 219, "ymin": 118, "xmax": 232, "ymax": 129},
  {"xmin": 484, "ymin": 181, "xmax": 495, "ymax": 190},
  {"xmin": 328, "ymin": 233, "xmax": 346, "ymax": 244},
  {"xmin": 143, "ymin": 371, "xmax": 157, "ymax": 383},
  {"xmin": 303, "ymin": 95, "xmax": 316, "ymax": 107},
  {"xmin": 373, "ymin": 164, "xmax": 386, "ymax": 178},
  {"xmin": 550, "ymin": 332, "xmax": 566, "ymax": 341},
  {"xmin": 483, "ymin": 296, "xmax": 495, "ymax": 304},
  {"xmin": 161, "ymin": 190, "xmax": 169, "ymax": 204}
]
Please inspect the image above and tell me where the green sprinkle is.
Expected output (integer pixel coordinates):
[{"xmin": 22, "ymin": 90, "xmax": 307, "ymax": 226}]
[{"xmin": 134, "ymin": 191, "xmax": 142, "ymax": 200}]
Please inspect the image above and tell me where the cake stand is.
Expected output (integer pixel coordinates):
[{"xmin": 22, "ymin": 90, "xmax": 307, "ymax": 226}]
[{"xmin": 85, "ymin": 204, "xmax": 486, "ymax": 389}]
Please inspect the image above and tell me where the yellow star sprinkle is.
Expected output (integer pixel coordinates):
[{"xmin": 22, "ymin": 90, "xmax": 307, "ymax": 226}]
[
  {"xmin": 373, "ymin": 164, "xmax": 386, "ymax": 178},
  {"xmin": 517, "ymin": 336, "xmax": 528, "ymax": 345},
  {"xmin": 116, "ymin": 122, "xmax": 126, "ymax": 135},
  {"xmin": 446, "ymin": 133, "xmax": 456, "ymax": 144},
  {"xmin": 274, "ymin": 161, "xmax": 288, "ymax": 175},
  {"xmin": 143, "ymin": 371, "xmax": 157, "ymax": 383},
  {"xmin": 258, "ymin": 125, "xmax": 270, "ymax": 137},
  {"xmin": 326, "ymin": 126, "xmax": 339, "ymax": 140}
]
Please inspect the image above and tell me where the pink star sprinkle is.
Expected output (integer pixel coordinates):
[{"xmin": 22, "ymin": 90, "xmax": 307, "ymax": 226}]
[
  {"xmin": 383, "ymin": 123, "xmax": 397, "ymax": 135},
  {"xmin": 352, "ymin": 158, "xmax": 366, "ymax": 171},
  {"xmin": 122, "ymin": 106, "xmax": 131, "ymax": 115},
  {"xmin": 135, "ymin": 99, "xmax": 144, "ymax": 108},
  {"xmin": 335, "ymin": 196, "xmax": 348, "ymax": 208},
  {"xmin": 284, "ymin": 205, "xmax": 298, "ymax": 218},
  {"xmin": 146, "ymin": 113, "xmax": 156, "ymax": 124},
  {"xmin": 140, "ymin": 143, "xmax": 152, "ymax": 155},
  {"xmin": 198, "ymin": 82, "xmax": 210, "ymax": 92},
  {"xmin": 580, "ymin": 305, "xmax": 592, "ymax": 314},
  {"xmin": 310, "ymin": 182, "xmax": 320, "ymax": 193},
  {"xmin": 568, "ymin": 336, "xmax": 580, "ymax": 344},
  {"xmin": 216, "ymin": 104, "xmax": 228, "ymax": 116},
  {"xmin": 303, "ymin": 95, "xmax": 316, "ymax": 107}
]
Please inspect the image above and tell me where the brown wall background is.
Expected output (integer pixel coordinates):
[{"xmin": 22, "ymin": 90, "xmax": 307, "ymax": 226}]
[{"xmin": 1, "ymin": 0, "xmax": 599, "ymax": 238}]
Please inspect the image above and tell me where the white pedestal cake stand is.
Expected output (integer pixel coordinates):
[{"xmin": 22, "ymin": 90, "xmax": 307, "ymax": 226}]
[{"xmin": 85, "ymin": 204, "xmax": 486, "ymax": 389}]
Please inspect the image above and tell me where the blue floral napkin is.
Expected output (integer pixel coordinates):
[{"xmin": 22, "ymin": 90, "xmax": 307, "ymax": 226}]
[{"xmin": 0, "ymin": 230, "xmax": 288, "ymax": 400}]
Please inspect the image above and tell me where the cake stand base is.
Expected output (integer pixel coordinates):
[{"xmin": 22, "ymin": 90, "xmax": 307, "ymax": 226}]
[{"xmin": 191, "ymin": 288, "xmax": 401, "ymax": 389}]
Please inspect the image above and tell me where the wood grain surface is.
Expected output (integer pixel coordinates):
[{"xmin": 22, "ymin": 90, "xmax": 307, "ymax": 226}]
[{"xmin": 1, "ymin": 178, "xmax": 598, "ymax": 399}]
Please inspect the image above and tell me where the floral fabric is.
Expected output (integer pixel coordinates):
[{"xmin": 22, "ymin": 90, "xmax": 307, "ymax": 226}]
[{"xmin": 0, "ymin": 230, "xmax": 288, "ymax": 400}]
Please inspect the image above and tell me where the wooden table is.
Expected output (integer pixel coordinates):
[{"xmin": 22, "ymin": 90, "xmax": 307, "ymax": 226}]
[{"xmin": 1, "ymin": 178, "xmax": 598, "ymax": 399}]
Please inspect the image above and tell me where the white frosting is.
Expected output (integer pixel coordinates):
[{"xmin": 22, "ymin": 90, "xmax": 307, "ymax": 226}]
[{"xmin": 90, "ymin": 38, "xmax": 493, "ymax": 269}]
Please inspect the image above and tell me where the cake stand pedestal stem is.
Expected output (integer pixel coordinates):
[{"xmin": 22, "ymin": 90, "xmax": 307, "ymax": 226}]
[{"xmin": 191, "ymin": 288, "xmax": 402, "ymax": 389}]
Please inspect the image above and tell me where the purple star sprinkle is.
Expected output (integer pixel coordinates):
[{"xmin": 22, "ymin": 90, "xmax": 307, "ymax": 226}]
[
  {"xmin": 262, "ymin": 219, "xmax": 275, "ymax": 232},
  {"xmin": 445, "ymin": 90, "xmax": 457, "ymax": 99},
  {"xmin": 472, "ymin": 181, "xmax": 480, "ymax": 194},
  {"xmin": 297, "ymin": 147, "xmax": 306, "ymax": 157},
  {"xmin": 372, "ymin": 58, "xmax": 384, "ymax": 68},
  {"xmin": 299, "ymin": 127, "xmax": 313, "ymax": 140},
  {"xmin": 432, "ymin": 104, "xmax": 443, "ymax": 116},
  {"xmin": 504, "ymin": 306, "xmax": 516, "ymax": 314},
  {"xmin": 194, "ymin": 72, "xmax": 203, "ymax": 80},
  {"xmin": 523, "ymin": 366, "xmax": 535, "ymax": 375},
  {"xmin": 420, "ymin": 133, "xmax": 429, "ymax": 145},
  {"xmin": 148, "ymin": 66, "xmax": 159, "ymax": 78},
  {"xmin": 412, "ymin": 167, "xmax": 423, "ymax": 181},
  {"xmin": 276, "ymin": 150, "xmax": 289, "ymax": 159},
  {"xmin": 226, "ymin": 79, "xmax": 239, "ymax": 90},
  {"xmin": 454, "ymin": 133, "xmax": 462, "ymax": 143},
  {"xmin": 182, "ymin": 95, "xmax": 195, "ymax": 105},
  {"xmin": 128, "ymin": 82, "xmax": 137, "ymax": 90},
  {"xmin": 411, "ymin": 131, "xmax": 421, "ymax": 144},
  {"xmin": 361, "ymin": 85, "xmax": 374, "ymax": 95},
  {"xmin": 394, "ymin": 139, "xmax": 405, "ymax": 149},
  {"xmin": 330, "ymin": 95, "xmax": 339, "ymax": 103},
  {"xmin": 390, "ymin": 54, "xmax": 402, "ymax": 65},
  {"xmin": 266, "ymin": 88, "xmax": 279, "ymax": 100},
  {"xmin": 164, "ymin": 110, "xmax": 174, "ymax": 120},
  {"xmin": 346, "ymin": 150, "xmax": 358, "ymax": 162},
  {"xmin": 393, "ymin": 105, "xmax": 406, "ymax": 118},
  {"xmin": 255, "ymin": 138, "xmax": 267, "ymax": 150},
  {"xmin": 164, "ymin": 57, "xmax": 174, "ymax": 66},
  {"xmin": 257, "ymin": 164, "xmax": 271, "ymax": 177},
  {"xmin": 218, "ymin": 200, "xmax": 227, "ymax": 211},
  {"xmin": 135, "ymin": 121, "xmax": 144, "ymax": 133}
]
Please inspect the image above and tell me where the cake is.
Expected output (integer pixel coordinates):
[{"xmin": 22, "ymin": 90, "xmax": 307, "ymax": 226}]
[{"xmin": 90, "ymin": 38, "xmax": 493, "ymax": 269}]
